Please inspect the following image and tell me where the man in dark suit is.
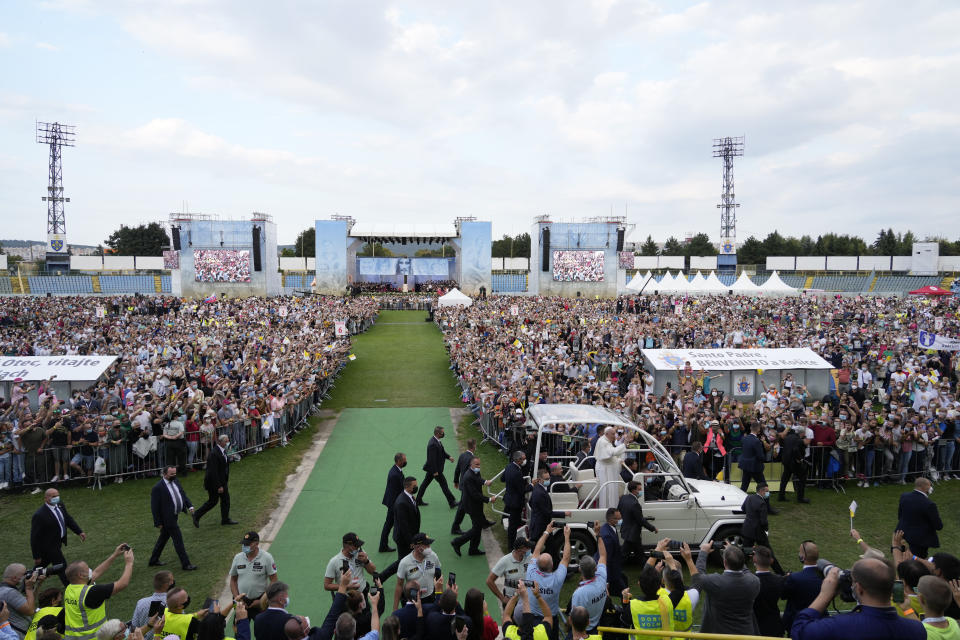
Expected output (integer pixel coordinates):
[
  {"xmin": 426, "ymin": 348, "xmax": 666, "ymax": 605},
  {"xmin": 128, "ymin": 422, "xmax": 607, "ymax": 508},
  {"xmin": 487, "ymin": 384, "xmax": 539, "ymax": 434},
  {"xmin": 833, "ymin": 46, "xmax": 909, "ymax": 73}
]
[
  {"xmin": 451, "ymin": 457, "xmax": 496, "ymax": 557},
  {"xmin": 597, "ymin": 507, "xmax": 627, "ymax": 593},
  {"xmin": 450, "ymin": 439, "xmax": 477, "ymax": 535},
  {"xmin": 424, "ymin": 589, "xmax": 468, "ymax": 640},
  {"xmin": 416, "ymin": 426, "xmax": 456, "ymax": 508},
  {"xmin": 739, "ymin": 483, "xmax": 783, "ymax": 574},
  {"xmin": 193, "ymin": 434, "xmax": 238, "ymax": 526},
  {"xmin": 149, "ymin": 465, "xmax": 197, "ymax": 570},
  {"xmin": 379, "ymin": 453, "xmax": 406, "ymax": 552},
  {"xmin": 527, "ymin": 468, "xmax": 569, "ymax": 541},
  {"xmin": 502, "ymin": 450, "xmax": 528, "ymax": 549},
  {"xmin": 751, "ymin": 545, "xmax": 785, "ymax": 638},
  {"xmin": 253, "ymin": 581, "xmax": 291, "ymax": 640},
  {"xmin": 738, "ymin": 423, "xmax": 767, "ymax": 493},
  {"xmin": 777, "ymin": 427, "xmax": 810, "ymax": 504},
  {"xmin": 895, "ymin": 476, "xmax": 943, "ymax": 557},
  {"xmin": 681, "ymin": 441, "xmax": 704, "ymax": 480},
  {"xmin": 617, "ymin": 480, "xmax": 657, "ymax": 559},
  {"xmin": 379, "ymin": 476, "xmax": 420, "ymax": 581},
  {"xmin": 30, "ymin": 488, "xmax": 85, "ymax": 585},
  {"xmin": 780, "ymin": 540, "xmax": 822, "ymax": 631}
]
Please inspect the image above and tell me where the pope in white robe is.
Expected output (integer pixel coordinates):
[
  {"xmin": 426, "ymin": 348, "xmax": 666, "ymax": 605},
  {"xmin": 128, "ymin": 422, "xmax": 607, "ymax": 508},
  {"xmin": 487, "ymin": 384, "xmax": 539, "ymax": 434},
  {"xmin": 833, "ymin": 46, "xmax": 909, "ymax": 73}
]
[{"xmin": 594, "ymin": 427, "xmax": 628, "ymax": 508}]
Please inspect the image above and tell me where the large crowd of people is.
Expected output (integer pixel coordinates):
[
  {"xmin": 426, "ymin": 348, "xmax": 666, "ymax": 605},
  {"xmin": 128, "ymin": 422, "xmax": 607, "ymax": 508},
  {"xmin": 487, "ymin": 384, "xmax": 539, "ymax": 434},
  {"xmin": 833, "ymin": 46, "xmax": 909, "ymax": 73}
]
[
  {"xmin": 3, "ymin": 288, "xmax": 960, "ymax": 640},
  {"xmin": 193, "ymin": 251, "xmax": 252, "ymax": 283}
]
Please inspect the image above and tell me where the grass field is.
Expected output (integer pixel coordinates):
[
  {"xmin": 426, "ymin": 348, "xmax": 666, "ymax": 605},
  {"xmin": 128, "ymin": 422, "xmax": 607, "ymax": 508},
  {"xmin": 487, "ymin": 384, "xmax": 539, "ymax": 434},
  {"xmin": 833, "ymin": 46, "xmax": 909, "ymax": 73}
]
[
  {"xmin": 0, "ymin": 419, "xmax": 322, "ymax": 622},
  {"xmin": 322, "ymin": 310, "xmax": 462, "ymax": 409}
]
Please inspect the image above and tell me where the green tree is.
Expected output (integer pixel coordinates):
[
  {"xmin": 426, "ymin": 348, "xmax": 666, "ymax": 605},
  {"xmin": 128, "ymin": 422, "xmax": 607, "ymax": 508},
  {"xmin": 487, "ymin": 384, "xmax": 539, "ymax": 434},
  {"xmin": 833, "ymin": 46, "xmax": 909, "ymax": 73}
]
[
  {"xmin": 898, "ymin": 231, "xmax": 916, "ymax": 255},
  {"xmin": 293, "ymin": 227, "xmax": 315, "ymax": 257},
  {"xmin": 872, "ymin": 228, "xmax": 898, "ymax": 255},
  {"xmin": 737, "ymin": 236, "xmax": 765, "ymax": 265},
  {"xmin": 683, "ymin": 233, "xmax": 715, "ymax": 256},
  {"xmin": 491, "ymin": 233, "xmax": 531, "ymax": 258},
  {"xmin": 661, "ymin": 236, "xmax": 683, "ymax": 256},
  {"xmin": 639, "ymin": 235, "xmax": 659, "ymax": 256},
  {"xmin": 280, "ymin": 248, "xmax": 296, "ymax": 257},
  {"xmin": 414, "ymin": 245, "xmax": 455, "ymax": 257},
  {"xmin": 104, "ymin": 222, "xmax": 169, "ymax": 255},
  {"xmin": 357, "ymin": 243, "xmax": 395, "ymax": 257}
]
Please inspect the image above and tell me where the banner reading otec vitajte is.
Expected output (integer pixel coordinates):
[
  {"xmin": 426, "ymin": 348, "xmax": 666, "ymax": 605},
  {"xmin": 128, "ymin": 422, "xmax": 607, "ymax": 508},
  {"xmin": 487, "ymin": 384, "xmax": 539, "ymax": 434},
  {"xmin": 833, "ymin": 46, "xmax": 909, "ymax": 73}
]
[
  {"xmin": 0, "ymin": 356, "xmax": 118, "ymax": 382},
  {"xmin": 640, "ymin": 348, "xmax": 833, "ymax": 371}
]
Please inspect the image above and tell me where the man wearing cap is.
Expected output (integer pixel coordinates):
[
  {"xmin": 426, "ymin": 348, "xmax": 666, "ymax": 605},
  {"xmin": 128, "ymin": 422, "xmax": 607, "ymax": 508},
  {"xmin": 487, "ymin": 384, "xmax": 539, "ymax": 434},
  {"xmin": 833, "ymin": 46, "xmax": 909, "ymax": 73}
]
[
  {"xmin": 229, "ymin": 531, "xmax": 278, "ymax": 619},
  {"xmin": 486, "ymin": 538, "xmax": 532, "ymax": 609},
  {"xmin": 323, "ymin": 533, "xmax": 375, "ymax": 599},
  {"xmin": 392, "ymin": 533, "xmax": 442, "ymax": 612}
]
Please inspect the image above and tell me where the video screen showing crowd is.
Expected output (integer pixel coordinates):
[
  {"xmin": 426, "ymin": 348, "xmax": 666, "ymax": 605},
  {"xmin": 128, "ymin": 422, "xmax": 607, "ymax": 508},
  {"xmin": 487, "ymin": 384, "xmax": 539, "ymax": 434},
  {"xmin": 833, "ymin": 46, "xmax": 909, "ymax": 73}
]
[
  {"xmin": 3, "ymin": 290, "xmax": 960, "ymax": 640},
  {"xmin": 551, "ymin": 251, "xmax": 605, "ymax": 282},
  {"xmin": 193, "ymin": 250, "xmax": 252, "ymax": 283}
]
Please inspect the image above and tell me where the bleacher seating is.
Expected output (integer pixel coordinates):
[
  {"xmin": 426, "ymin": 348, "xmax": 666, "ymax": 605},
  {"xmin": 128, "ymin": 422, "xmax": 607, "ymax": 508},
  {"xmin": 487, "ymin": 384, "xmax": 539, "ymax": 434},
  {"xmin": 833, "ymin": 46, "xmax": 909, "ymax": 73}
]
[
  {"xmin": 780, "ymin": 275, "xmax": 806, "ymax": 288},
  {"xmin": 491, "ymin": 273, "xmax": 527, "ymax": 293},
  {"xmin": 99, "ymin": 275, "xmax": 156, "ymax": 294},
  {"xmin": 160, "ymin": 275, "xmax": 172, "ymax": 292},
  {"xmin": 0, "ymin": 277, "xmax": 12, "ymax": 294},
  {"xmin": 27, "ymin": 276, "xmax": 94, "ymax": 295},
  {"xmin": 872, "ymin": 275, "xmax": 941, "ymax": 292},
  {"xmin": 810, "ymin": 275, "xmax": 868, "ymax": 291},
  {"xmin": 718, "ymin": 274, "xmax": 736, "ymax": 286}
]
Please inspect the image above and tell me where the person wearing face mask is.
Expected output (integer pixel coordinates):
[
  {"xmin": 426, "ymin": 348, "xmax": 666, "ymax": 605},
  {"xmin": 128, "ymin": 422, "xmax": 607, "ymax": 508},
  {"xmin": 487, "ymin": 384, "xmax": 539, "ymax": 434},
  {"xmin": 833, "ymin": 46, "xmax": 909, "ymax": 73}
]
[
  {"xmin": 324, "ymin": 533, "xmax": 374, "ymax": 599},
  {"xmin": 451, "ymin": 457, "xmax": 497, "ymax": 558},
  {"xmin": 617, "ymin": 481, "xmax": 657, "ymax": 561},
  {"xmin": 192, "ymin": 435, "xmax": 237, "ymax": 527},
  {"xmin": 739, "ymin": 483, "xmax": 783, "ymax": 574},
  {"xmin": 62, "ymin": 544, "xmax": 135, "ymax": 640},
  {"xmin": 792, "ymin": 558, "xmax": 925, "ymax": 640},
  {"xmin": 486, "ymin": 538, "xmax": 532, "ymax": 609},
  {"xmin": 502, "ymin": 451, "xmax": 529, "ymax": 550},
  {"xmin": 230, "ymin": 532, "xmax": 278, "ymax": 619},
  {"xmin": 160, "ymin": 587, "xmax": 206, "ymax": 640},
  {"xmin": 378, "ymin": 453, "xmax": 407, "ymax": 554},
  {"xmin": 149, "ymin": 466, "xmax": 196, "ymax": 571},
  {"xmin": 526, "ymin": 468, "xmax": 570, "ymax": 542},
  {"xmin": 31, "ymin": 489, "xmax": 86, "ymax": 587},
  {"xmin": 894, "ymin": 477, "xmax": 942, "ymax": 558}
]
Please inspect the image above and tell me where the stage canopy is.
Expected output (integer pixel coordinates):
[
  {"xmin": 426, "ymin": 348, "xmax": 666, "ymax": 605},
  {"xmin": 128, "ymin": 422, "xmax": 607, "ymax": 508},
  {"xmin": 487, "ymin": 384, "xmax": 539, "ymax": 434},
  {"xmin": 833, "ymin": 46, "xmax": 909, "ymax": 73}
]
[{"xmin": 437, "ymin": 287, "xmax": 473, "ymax": 307}]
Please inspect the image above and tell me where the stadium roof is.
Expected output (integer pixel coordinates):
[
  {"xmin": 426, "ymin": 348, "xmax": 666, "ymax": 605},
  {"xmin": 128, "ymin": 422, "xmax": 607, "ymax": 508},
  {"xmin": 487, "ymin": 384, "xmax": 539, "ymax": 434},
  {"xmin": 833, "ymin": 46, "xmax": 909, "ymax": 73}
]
[{"xmin": 349, "ymin": 223, "xmax": 458, "ymax": 239}]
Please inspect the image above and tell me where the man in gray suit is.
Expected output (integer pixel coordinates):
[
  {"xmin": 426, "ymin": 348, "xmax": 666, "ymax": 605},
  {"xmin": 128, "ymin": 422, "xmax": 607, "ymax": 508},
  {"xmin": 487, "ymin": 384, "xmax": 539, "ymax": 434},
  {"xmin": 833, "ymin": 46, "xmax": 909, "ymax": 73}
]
[{"xmin": 679, "ymin": 540, "xmax": 760, "ymax": 636}]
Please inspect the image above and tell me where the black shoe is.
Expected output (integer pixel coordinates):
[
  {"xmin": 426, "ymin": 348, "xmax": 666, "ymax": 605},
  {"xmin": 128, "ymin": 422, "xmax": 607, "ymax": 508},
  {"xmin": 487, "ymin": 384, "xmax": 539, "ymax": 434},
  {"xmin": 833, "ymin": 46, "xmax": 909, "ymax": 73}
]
[
  {"xmin": 468, "ymin": 549, "xmax": 486, "ymax": 556},
  {"xmin": 483, "ymin": 520, "xmax": 497, "ymax": 528},
  {"xmin": 192, "ymin": 514, "xmax": 200, "ymax": 528},
  {"xmin": 448, "ymin": 502, "xmax": 457, "ymax": 509},
  {"xmin": 451, "ymin": 541, "xmax": 462, "ymax": 557},
  {"xmin": 379, "ymin": 546, "xmax": 396, "ymax": 553},
  {"xmin": 182, "ymin": 564, "xmax": 198, "ymax": 571},
  {"xmin": 222, "ymin": 519, "xmax": 239, "ymax": 525},
  {"xmin": 417, "ymin": 501, "xmax": 428, "ymax": 506},
  {"xmin": 798, "ymin": 497, "xmax": 811, "ymax": 504},
  {"xmin": 451, "ymin": 528, "xmax": 465, "ymax": 535},
  {"xmin": 148, "ymin": 561, "xmax": 166, "ymax": 567}
]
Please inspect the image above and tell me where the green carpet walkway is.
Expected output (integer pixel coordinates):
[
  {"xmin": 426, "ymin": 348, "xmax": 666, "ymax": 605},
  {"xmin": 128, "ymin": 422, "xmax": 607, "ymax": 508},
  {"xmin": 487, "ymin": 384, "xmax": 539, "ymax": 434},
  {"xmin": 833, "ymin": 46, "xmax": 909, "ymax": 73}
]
[{"xmin": 268, "ymin": 311, "xmax": 494, "ymax": 625}]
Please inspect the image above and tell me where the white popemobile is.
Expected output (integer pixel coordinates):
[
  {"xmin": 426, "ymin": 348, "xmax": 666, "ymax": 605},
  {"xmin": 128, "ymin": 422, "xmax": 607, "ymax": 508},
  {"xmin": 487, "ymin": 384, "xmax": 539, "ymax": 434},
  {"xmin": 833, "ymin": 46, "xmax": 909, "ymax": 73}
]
[{"xmin": 491, "ymin": 404, "xmax": 748, "ymax": 567}]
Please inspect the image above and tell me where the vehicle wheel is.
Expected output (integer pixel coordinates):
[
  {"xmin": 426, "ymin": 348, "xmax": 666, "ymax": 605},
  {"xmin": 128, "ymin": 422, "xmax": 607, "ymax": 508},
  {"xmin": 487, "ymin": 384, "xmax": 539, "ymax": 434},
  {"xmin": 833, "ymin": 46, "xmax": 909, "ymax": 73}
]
[
  {"xmin": 709, "ymin": 525, "xmax": 744, "ymax": 565},
  {"xmin": 549, "ymin": 529, "xmax": 597, "ymax": 572}
]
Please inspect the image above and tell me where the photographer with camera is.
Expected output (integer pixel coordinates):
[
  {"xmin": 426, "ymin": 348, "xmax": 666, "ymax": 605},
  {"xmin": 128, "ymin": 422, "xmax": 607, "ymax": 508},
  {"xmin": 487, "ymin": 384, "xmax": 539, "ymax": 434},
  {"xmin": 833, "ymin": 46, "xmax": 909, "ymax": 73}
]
[
  {"xmin": 680, "ymin": 540, "xmax": 760, "ymax": 636},
  {"xmin": 0, "ymin": 564, "xmax": 44, "ymax": 639},
  {"xmin": 791, "ymin": 558, "xmax": 925, "ymax": 640},
  {"xmin": 62, "ymin": 543, "xmax": 135, "ymax": 640}
]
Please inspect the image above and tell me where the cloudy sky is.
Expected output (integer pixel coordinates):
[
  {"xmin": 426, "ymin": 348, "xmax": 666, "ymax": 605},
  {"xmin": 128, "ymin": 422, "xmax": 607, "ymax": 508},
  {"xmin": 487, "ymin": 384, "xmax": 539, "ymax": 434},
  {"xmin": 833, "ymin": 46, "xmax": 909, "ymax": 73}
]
[{"xmin": 1, "ymin": 0, "xmax": 958, "ymax": 247}]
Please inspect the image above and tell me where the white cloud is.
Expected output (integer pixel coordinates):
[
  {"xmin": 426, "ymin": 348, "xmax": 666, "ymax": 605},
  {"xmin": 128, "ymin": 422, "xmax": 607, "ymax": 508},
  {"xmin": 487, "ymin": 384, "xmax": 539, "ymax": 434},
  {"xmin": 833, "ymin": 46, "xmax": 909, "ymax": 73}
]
[
  {"xmin": 35, "ymin": 42, "xmax": 59, "ymax": 51},
  {"xmin": 0, "ymin": 33, "xmax": 10, "ymax": 47}
]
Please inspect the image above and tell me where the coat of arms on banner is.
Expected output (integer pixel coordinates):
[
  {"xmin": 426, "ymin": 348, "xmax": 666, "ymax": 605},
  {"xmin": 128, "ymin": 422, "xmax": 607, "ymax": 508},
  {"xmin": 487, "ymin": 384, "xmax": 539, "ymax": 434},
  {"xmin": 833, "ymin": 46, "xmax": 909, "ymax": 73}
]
[{"xmin": 733, "ymin": 372, "xmax": 755, "ymax": 396}]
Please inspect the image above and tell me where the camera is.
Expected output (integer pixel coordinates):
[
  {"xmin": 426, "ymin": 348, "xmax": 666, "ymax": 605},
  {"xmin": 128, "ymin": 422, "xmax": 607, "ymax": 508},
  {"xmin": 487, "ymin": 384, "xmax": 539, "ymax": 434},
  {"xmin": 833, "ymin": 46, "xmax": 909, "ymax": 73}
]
[
  {"xmin": 817, "ymin": 559, "xmax": 856, "ymax": 602},
  {"xmin": 25, "ymin": 564, "xmax": 64, "ymax": 580},
  {"xmin": 667, "ymin": 539, "xmax": 683, "ymax": 551}
]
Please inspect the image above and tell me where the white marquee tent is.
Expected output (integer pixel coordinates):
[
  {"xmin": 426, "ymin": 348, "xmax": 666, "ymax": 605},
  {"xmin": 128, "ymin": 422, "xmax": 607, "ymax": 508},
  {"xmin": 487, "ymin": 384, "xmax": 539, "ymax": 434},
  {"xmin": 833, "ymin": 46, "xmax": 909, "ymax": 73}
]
[
  {"xmin": 730, "ymin": 272, "xmax": 762, "ymax": 294},
  {"xmin": 759, "ymin": 271, "xmax": 799, "ymax": 296},
  {"xmin": 437, "ymin": 288, "xmax": 473, "ymax": 307}
]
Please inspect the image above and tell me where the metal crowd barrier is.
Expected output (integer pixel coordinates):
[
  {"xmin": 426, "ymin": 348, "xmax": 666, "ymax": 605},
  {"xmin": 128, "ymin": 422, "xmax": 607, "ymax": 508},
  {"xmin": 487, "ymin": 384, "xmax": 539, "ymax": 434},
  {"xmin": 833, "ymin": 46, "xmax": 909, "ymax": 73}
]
[{"xmin": 0, "ymin": 362, "xmax": 352, "ymax": 491}]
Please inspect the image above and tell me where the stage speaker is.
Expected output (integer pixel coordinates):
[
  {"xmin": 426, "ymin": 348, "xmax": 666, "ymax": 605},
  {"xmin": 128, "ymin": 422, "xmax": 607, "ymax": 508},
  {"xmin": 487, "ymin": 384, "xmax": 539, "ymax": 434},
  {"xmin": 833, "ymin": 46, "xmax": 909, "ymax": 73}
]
[
  {"xmin": 542, "ymin": 228, "xmax": 551, "ymax": 272},
  {"xmin": 616, "ymin": 228, "xmax": 624, "ymax": 252},
  {"xmin": 171, "ymin": 226, "xmax": 181, "ymax": 251},
  {"xmin": 252, "ymin": 226, "xmax": 262, "ymax": 272}
]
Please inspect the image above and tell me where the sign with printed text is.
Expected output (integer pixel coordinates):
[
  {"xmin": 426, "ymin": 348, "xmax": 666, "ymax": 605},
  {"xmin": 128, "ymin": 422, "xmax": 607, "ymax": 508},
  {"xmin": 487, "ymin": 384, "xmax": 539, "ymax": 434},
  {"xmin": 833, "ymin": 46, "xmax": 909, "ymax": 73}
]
[
  {"xmin": 640, "ymin": 348, "xmax": 834, "ymax": 371},
  {"xmin": 918, "ymin": 330, "xmax": 960, "ymax": 351},
  {"xmin": 334, "ymin": 321, "xmax": 348, "ymax": 336},
  {"xmin": 0, "ymin": 356, "xmax": 118, "ymax": 382}
]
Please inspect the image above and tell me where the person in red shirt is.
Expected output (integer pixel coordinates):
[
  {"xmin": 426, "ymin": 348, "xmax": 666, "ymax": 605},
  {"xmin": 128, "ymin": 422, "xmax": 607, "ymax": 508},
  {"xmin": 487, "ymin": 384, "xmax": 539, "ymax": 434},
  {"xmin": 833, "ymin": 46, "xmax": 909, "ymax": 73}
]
[{"xmin": 812, "ymin": 420, "xmax": 838, "ymax": 487}]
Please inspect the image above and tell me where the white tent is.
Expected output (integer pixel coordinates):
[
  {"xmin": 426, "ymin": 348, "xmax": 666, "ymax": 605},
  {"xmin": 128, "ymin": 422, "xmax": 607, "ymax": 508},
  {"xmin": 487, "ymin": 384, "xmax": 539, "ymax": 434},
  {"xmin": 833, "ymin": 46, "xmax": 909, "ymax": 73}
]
[
  {"xmin": 759, "ymin": 271, "xmax": 799, "ymax": 296},
  {"xmin": 704, "ymin": 271, "xmax": 729, "ymax": 294},
  {"xmin": 437, "ymin": 288, "xmax": 473, "ymax": 307},
  {"xmin": 730, "ymin": 272, "xmax": 761, "ymax": 294},
  {"xmin": 626, "ymin": 270, "xmax": 652, "ymax": 291},
  {"xmin": 654, "ymin": 271, "xmax": 675, "ymax": 294},
  {"xmin": 672, "ymin": 272, "xmax": 692, "ymax": 294},
  {"xmin": 689, "ymin": 271, "xmax": 708, "ymax": 295}
]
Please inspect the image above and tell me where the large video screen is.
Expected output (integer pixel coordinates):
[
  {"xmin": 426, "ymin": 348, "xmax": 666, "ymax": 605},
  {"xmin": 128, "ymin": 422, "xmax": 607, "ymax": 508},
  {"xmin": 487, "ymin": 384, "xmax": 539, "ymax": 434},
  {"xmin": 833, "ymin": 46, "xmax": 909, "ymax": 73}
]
[
  {"xmin": 194, "ymin": 250, "xmax": 251, "ymax": 282},
  {"xmin": 552, "ymin": 250, "xmax": 605, "ymax": 282}
]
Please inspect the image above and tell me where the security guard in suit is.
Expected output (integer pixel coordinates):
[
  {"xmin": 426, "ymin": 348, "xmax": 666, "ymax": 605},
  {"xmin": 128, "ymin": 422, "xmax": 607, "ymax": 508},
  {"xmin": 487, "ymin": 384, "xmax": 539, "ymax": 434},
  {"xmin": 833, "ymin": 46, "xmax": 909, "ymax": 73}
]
[
  {"xmin": 379, "ymin": 453, "xmax": 407, "ymax": 553},
  {"xmin": 415, "ymin": 426, "xmax": 456, "ymax": 508},
  {"xmin": 451, "ymin": 440, "xmax": 477, "ymax": 535}
]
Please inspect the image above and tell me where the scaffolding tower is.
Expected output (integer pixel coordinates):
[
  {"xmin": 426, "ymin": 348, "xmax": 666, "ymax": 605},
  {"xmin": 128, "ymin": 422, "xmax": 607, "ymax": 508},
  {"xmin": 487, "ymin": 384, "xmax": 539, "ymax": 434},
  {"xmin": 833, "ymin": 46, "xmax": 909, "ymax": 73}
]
[{"xmin": 37, "ymin": 121, "xmax": 76, "ymax": 270}]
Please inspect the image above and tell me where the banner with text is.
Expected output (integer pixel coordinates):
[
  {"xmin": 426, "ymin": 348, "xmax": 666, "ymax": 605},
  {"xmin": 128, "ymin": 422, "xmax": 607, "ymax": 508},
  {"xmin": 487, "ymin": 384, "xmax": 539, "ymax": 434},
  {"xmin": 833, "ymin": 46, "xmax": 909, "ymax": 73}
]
[
  {"xmin": 918, "ymin": 330, "xmax": 960, "ymax": 351},
  {"xmin": 0, "ymin": 356, "xmax": 118, "ymax": 382},
  {"xmin": 641, "ymin": 348, "xmax": 833, "ymax": 371}
]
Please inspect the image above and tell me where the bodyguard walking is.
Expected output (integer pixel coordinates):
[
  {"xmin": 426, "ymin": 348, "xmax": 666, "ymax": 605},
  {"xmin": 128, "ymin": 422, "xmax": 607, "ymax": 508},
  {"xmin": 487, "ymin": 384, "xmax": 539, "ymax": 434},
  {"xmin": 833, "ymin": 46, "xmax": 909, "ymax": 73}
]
[
  {"xmin": 451, "ymin": 457, "xmax": 496, "ymax": 557},
  {"xmin": 379, "ymin": 453, "xmax": 406, "ymax": 553},
  {"xmin": 502, "ymin": 450, "xmax": 528, "ymax": 549},
  {"xmin": 193, "ymin": 434, "xmax": 238, "ymax": 527},
  {"xmin": 451, "ymin": 439, "xmax": 477, "ymax": 534},
  {"xmin": 415, "ymin": 426, "xmax": 456, "ymax": 508},
  {"xmin": 149, "ymin": 465, "xmax": 197, "ymax": 570},
  {"xmin": 30, "ymin": 488, "xmax": 86, "ymax": 586}
]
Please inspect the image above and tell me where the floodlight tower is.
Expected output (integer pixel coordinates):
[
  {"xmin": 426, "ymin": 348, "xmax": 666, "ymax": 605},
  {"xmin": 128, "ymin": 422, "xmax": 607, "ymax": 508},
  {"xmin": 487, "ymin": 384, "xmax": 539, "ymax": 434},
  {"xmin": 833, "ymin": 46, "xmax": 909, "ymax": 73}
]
[
  {"xmin": 37, "ymin": 121, "xmax": 75, "ymax": 271},
  {"xmin": 713, "ymin": 136, "xmax": 743, "ymax": 273}
]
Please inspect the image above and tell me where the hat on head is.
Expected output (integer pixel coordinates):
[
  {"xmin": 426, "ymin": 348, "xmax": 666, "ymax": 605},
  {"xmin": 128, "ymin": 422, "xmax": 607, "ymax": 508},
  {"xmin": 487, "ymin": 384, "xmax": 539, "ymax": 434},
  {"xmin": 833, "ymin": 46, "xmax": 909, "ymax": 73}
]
[
  {"xmin": 410, "ymin": 532, "xmax": 435, "ymax": 546},
  {"xmin": 342, "ymin": 532, "xmax": 364, "ymax": 547},
  {"xmin": 242, "ymin": 531, "xmax": 260, "ymax": 544}
]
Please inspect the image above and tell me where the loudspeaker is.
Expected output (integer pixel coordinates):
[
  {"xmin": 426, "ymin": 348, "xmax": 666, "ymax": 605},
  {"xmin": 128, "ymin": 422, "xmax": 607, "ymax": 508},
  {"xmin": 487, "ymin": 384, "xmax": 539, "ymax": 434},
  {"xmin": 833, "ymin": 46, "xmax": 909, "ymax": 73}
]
[
  {"xmin": 171, "ymin": 226, "xmax": 181, "ymax": 251},
  {"xmin": 542, "ymin": 228, "xmax": 551, "ymax": 272},
  {"xmin": 616, "ymin": 228, "xmax": 624, "ymax": 252},
  {"xmin": 252, "ymin": 226, "xmax": 262, "ymax": 272}
]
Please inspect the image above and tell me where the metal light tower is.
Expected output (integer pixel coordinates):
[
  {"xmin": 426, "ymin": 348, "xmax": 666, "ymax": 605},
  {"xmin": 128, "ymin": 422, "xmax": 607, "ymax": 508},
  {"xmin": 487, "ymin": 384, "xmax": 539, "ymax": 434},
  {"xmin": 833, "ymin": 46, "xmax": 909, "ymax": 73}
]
[
  {"xmin": 713, "ymin": 136, "xmax": 743, "ymax": 242},
  {"xmin": 37, "ymin": 121, "xmax": 75, "ymax": 268}
]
